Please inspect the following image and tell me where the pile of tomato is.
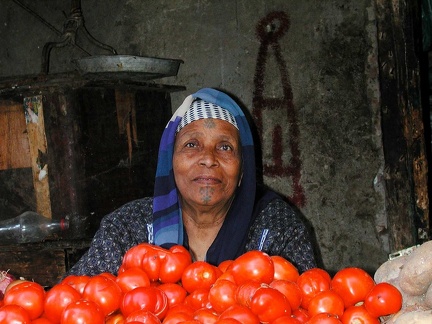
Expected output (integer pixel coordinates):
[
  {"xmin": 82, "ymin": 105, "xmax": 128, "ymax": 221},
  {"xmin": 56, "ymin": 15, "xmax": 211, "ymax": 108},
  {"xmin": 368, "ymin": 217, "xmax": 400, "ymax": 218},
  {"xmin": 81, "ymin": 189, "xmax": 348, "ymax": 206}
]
[{"xmin": 0, "ymin": 243, "xmax": 403, "ymax": 324}]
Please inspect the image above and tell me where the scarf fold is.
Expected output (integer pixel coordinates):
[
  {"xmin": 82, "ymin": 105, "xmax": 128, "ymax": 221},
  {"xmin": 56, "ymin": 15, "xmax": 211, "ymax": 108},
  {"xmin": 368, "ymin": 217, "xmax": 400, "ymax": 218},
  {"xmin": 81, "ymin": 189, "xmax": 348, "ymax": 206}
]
[{"xmin": 153, "ymin": 88, "xmax": 256, "ymax": 265}]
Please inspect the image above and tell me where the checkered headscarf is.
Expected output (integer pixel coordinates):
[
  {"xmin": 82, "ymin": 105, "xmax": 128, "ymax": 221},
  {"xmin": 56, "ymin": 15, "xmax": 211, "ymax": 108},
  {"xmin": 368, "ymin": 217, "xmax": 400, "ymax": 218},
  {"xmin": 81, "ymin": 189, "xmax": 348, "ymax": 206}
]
[{"xmin": 176, "ymin": 100, "xmax": 238, "ymax": 133}]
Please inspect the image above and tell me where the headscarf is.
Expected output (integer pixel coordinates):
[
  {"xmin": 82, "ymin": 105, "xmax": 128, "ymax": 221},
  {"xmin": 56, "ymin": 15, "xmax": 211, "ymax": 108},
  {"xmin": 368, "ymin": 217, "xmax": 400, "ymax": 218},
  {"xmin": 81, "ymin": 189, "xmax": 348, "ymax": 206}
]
[{"xmin": 152, "ymin": 88, "xmax": 256, "ymax": 265}]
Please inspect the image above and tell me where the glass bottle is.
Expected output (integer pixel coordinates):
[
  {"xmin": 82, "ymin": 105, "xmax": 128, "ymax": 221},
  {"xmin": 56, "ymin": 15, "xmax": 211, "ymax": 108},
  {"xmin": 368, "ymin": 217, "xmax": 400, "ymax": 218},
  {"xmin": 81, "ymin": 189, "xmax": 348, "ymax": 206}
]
[{"xmin": 0, "ymin": 211, "xmax": 69, "ymax": 244}]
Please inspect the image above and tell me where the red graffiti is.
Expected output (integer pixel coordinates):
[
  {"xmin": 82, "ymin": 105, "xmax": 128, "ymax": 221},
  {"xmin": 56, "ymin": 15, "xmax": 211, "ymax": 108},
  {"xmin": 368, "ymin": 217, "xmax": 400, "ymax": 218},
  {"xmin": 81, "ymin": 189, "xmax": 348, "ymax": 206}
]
[{"xmin": 252, "ymin": 11, "xmax": 305, "ymax": 207}]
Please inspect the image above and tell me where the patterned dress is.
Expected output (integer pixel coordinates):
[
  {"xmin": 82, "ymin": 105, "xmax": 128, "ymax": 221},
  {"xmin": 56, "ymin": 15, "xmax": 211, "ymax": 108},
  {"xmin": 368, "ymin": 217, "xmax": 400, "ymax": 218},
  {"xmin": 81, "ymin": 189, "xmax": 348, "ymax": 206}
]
[{"xmin": 67, "ymin": 196, "xmax": 317, "ymax": 276}]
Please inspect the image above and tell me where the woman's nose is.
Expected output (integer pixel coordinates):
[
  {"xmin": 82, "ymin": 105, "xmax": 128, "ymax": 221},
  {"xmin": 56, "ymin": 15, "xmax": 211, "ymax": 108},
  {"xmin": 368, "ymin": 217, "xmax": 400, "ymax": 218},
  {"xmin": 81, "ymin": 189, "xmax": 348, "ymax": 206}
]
[{"xmin": 199, "ymin": 148, "xmax": 218, "ymax": 167}]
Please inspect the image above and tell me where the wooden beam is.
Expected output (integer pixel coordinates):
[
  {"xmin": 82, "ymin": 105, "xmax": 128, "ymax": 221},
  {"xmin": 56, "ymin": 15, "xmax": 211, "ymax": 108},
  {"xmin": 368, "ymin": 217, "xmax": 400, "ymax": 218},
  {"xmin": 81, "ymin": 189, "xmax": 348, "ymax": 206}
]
[{"xmin": 375, "ymin": 0, "xmax": 430, "ymax": 251}]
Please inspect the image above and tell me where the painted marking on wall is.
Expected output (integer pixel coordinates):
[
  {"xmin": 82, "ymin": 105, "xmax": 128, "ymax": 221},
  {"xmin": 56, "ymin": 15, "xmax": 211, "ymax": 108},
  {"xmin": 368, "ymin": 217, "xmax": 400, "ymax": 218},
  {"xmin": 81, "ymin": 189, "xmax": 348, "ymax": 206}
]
[{"xmin": 252, "ymin": 11, "xmax": 305, "ymax": 207}]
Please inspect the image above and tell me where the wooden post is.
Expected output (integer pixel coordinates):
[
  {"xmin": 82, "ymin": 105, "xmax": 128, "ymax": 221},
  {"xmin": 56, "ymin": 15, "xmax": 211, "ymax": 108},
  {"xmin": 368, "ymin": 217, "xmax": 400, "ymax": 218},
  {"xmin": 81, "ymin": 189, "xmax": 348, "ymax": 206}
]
[{"xmin": 375, "ymin": 0, "xmax": 430, "ymax": 251}]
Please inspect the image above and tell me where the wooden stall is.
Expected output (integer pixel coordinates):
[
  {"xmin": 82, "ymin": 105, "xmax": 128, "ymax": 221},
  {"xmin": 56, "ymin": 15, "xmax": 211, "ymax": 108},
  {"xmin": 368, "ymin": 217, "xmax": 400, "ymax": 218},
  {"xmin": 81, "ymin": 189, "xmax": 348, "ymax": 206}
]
[{"xmin": 0, "ymin": 72, "xmax": 184, "ymax": 286}]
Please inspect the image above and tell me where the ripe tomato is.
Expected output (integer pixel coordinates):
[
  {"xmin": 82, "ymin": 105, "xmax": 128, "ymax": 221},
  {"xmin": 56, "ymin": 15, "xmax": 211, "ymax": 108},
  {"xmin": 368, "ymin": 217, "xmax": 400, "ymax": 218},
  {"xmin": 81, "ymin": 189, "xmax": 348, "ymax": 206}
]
[
  {"xmin": 271, "ymin": 256, "xmax": 300, "ymax": 282},
  {"xmin": 307, "ymin": 290, "xmax": 344, "ymax": 318},
  {"xmin": 270, "ymin": 280, "xmax": 302, "ymax": 310},
  {"xmin": 0, "ymin": 304, "xmax": 31, "ymax": 323},
  {"xmin": 236, "ymin": 281, "xmax": 265, "ymax": 308},
  {"xmin": 116, "ymin": 266, "xmax": 151, "ymax": 293},
  {"xmin": 296, "ymin": 268, "xmax": 331, "ymax": 309},
  {"xmin": 218, "ymin": 260, "xmax": 233, "ymax": 272},
  {"xmin": 158, "ymin": 282, "xmax": 187, "ymax": 307},
  {"xmin": 215, "ymin": 319, "xmax": 242, "ymax": 324},
  {"xmin": 307, "ymin": 313, "xmax": 342, "ymax": 324},
  {"xmin": 122, "ymin": 243, "xmax": 156, "ymax": 269},
  {"xmin": 341, "ymin": 305, "xmax": 380, "ymax": 324},
  {"xmin": 32, "ymin": 317, "xmax": 55, "ymax": 324},
  {"xmin": 125, "ymin": 309, "xmax": 161, "ymax": 323},
  {"xmin": 61, "ymin": 299, "xmax": 105, "ymax": 324},
  {"xmin": 208, "ymin": 279, "xmax": 238, "ymax": 313},
  {"xmin": 181, "ymin": 261, "xmax": 220, "ymax": 293},
  {"xmin": 230, "ymin": 251, "xmax": 274, "ymax": 285},
  {"xmin": 43, "ymin": 283, "xmax": 81, "ymax": 322},
  {"xmin": 82, "ymin": 274, "xmax": 123, "ymax": 316},
  {"xmin": 159, "ymin": 245, "xmax": 192, "ymax": 284},
  {"xmin": 193, "ymin": 307, "xmax": 219, "ymax": 323},
  {"xmin": 3, "ymin": 281, "xmax": 45, "ymax": 320},
  {"xmin": 61, "ymin": 275, "xmax": 90, "ymax": 295},
  {"xmin": 165, "ymin": 303, "xmax": 195, "ymax": 318},
  {"xmin": 291, "ymin": 307, "xmax": 310, "ymax": 323},
  {"xmin": 364, "ymin": 282, "xmax": 402, "ymax": 317},
  {"xmin": 121, "ymin": 286, "xmax": 168, "ymax": 319},
  {"xmin": 270, "ymin": 315, "xmax": 302, "ymax": 324},
  {"xmin": 163, "ymin": 312, "xmax": 193, "ymax": 324},
  {"xmin": 250, "ymin": 287, "xmax": 291, "ymax": 322},
  {"xmin": 331, "ymin": 267, "xmax": 375, "ymax": 308},
  {"xmin": 218, "ymin": 304, "xmax": 260, "ymax": 324},
  {"xmin": 105, "ymin": 311, "xmax": 126, "ymax": 324},
  {"xmin": 184, "ymin": 288, "xmax": 212, "ymax": 310}
]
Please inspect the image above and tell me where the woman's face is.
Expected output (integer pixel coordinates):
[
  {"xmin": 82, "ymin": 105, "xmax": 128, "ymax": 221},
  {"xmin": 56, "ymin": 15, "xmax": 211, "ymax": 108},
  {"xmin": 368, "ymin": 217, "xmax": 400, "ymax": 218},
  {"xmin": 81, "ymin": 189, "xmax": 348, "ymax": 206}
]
[{"xmin": 173, "ymin": 118, "xmax": 242, "ymax": 210}]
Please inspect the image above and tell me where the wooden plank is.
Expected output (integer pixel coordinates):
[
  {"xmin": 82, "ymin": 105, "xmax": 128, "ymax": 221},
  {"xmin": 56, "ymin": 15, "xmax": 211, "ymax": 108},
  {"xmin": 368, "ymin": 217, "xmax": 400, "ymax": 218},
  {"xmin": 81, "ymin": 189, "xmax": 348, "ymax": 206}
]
[
  {"xmin": 0, "ymin": 101, "xmax": 31, "ymax": 170},
  {"xmin": 375, "ymin": 0, "xmax": 429, "ymax": 251},
  {"xmin": 23, "ymin": 95, "xmax": 52, "ymax": 219}
]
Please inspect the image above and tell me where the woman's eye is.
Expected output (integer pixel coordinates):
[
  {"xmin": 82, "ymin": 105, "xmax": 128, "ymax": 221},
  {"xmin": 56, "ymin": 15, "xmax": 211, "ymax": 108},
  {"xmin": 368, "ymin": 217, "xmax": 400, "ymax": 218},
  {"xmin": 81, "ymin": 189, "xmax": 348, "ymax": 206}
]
[
  {"xmin": 185, "ymin": 142, "xmax": 197, "ymax": 148},
  {"xmin": 220, "ymin": 144, "xmax": 233, "ymax": 151}
]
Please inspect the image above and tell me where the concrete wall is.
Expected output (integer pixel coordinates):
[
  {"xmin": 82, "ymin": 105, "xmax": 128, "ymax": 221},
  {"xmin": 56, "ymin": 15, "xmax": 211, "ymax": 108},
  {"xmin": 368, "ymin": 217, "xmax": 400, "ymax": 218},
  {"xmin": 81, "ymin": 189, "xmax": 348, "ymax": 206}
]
[{"xmin": 1, "ymin": 0, "xmax": 390, "ymax": 273}]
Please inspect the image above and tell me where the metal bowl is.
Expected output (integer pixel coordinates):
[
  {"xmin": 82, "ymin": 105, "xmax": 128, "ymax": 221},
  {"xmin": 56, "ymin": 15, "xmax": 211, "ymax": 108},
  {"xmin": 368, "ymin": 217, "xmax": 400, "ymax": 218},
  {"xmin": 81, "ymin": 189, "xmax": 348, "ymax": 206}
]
[{"xmin": 75, "ymin": 55, "xmax": 183, "ymax": 81}]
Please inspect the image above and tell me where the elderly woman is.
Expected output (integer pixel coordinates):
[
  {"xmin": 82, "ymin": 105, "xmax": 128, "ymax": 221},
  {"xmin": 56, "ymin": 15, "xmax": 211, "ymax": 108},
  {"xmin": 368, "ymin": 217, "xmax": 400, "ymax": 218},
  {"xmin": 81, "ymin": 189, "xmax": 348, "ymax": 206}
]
[{"xmin": 67, "ymin": 88, "xmax": 316, "ymax": 276}]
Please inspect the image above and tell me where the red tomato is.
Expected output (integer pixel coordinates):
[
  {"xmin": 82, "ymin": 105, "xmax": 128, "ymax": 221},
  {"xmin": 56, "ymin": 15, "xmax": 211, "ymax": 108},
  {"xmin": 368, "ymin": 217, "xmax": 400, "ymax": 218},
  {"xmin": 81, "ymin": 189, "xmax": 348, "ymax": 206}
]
[
  {"xmin": 331, "ymin": 267, "xmax": 375, "ymax": 308},
  {"xmin": 218, "ymin": 304, "xmax": 260, "ymax": 324},
  {"xmin": 271, "ymin": 256, "xmax": 300, "ymax": 282},
  {"xmin": 158, "ymin": 282, "xmax": 187, "ymax": 307},
  {"xmin": 82, "ymin": 274, "xmax": 123, "ymax": 316},
  {"xmin": 341, "ymin": 305, "xmax": 380, "ymax": 324},
  {"xmin": 0, "ymin": 304, "xmax": 31, "ymax": 323},
  {"xmin": 218, "ymin": 260, "xmax": 233, "ymax": 272},
  {"xmin": 181, "ymin": 261, "xmax": 220, "ymax": 293},
  {"xmin": 270, "ymin": 280, "xmax": 302, "ymax": 310},
  {"xmin": 3, "ymin": 281, "xmax": 45, "ymax": 320},
  {"xmin": 250, "ymin": 287, "xmax": 291, "ymax": 322},
  {"xmin": 122, "ymin": 243, "xmax": 156, "ymax": 269},
  {"xmin": 125, "ymin": 309, "xmax": 161, "ymax": 323},
  {"xmin": 165, "ymin": 303, "xmax": 195, "ymax": 318},
  {"xmin": 307, "ymin": 290, "xmax": 344, "ymax": 318},
  {"xmin": 216, "ymin": 270, "xmax": 236, "ymax": 283},
  {"xmin": 32, "ymin": 318, "xmax": 55, "ymax": 324},
  {"xmin": 230, "ymin": 251, "xmax": 274, "ymax": 285},
  {"xmin": 270, "ymin": 315, "xmax": 301, "ymax": 324},
  {"xmin": 193, "ymin": 307, "xmax": 219, "ymax": 323},
  {"xmin": 364, "ymin": 282, "xmax": 402, "ymax": 317},
  {"xmin": 116, "ymin": 266, "xmax": 151, "ymax": 293},
  {"xmin": 291, "ymin": 307, "xmax": 310, "ymax": 323},
  {"xmin": 163, "ymin": 311, "xmax": 193, "ymax": 324},
  {"xmin": 61, "ymin": 299, "xmax": 105, "ymax": 324},
  {"xmin": 121, "ymin": 286, "xmax": 168, "ymax": 319},
  {"xmin": 159, "ymin": 245, "xmax": 192, "ymax": 284},
  {"xmin": 296, "ymin": 268, "xmax": 331, "ymax": 309},
  {"xmin": 236, "ymin": 281, "xmax": 265, "ymax": 308},
  {"xmin": 43, "ymin": 283, "xmax": 81, "ymax": 322},
  {"xmin": 208, "ymin": 279, "xmax": 238, "ymax": 314},
  {"xmin": 105, "ymin": 311, "xmax": 126, "ymax": 324},
  {"xmin": 184, "ymin": 288, "xmax": 212, "ymax": 310},
  {"xmin": 61, "ymin": 275, "xmax": 90, "ymax": 295},
  {"xmin": 307, "ymin": 313, "xmax": 342, "ymax": 324},
  {"xmin": 215, "ymin": 319, "xmax": 242, "ymax": 324}
]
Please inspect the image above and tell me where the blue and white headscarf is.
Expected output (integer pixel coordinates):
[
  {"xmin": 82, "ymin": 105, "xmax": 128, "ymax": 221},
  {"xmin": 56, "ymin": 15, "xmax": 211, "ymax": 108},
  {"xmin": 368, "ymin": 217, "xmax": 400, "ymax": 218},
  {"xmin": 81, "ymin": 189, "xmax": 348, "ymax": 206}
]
[{"xmin": 152, "ymin": 88, "xmax": 256, "ymax": 265}]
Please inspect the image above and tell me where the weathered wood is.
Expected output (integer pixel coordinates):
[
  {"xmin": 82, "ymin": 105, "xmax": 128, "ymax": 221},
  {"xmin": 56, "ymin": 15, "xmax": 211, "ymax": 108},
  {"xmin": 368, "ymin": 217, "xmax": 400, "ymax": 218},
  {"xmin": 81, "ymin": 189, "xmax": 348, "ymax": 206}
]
[
  {"xmin": 0, "ymin": 101, "xmax": 31, "ymax": 170},
  {"xmin": 23, "ymin": 95, "xmax": 52, "ymax": 219},
  {"xmin": 375, "ymin": 0, "xmax": 430, "ymax": 251},
  {"xmin": 0, "ymin": 241, "xmax": 90, "ymax": 287}
]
